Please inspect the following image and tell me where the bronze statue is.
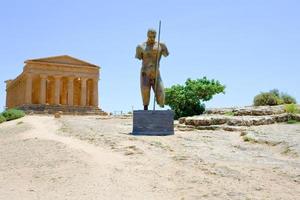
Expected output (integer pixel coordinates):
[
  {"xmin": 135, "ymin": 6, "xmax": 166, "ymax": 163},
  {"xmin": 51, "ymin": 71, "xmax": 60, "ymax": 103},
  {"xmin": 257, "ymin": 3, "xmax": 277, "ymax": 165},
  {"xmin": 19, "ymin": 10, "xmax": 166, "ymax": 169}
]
[{"xmin": 135, "ymin": 28, "xmax": 169, "ymax": 110}]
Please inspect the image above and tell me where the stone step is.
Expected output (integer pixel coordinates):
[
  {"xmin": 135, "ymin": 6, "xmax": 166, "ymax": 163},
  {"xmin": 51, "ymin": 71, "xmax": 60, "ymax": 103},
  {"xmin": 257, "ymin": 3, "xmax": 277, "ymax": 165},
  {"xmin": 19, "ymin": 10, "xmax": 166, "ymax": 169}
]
[
  {"xmin": 179, "ymin": 113, "xmax": 300, "ymax": 128},
  {"xmin": 17, "ymin": 104, "xmax": 107, "ymax": 115},
  {"xmin": 204, "ymin": 105, "xmax": 300, "ymax": 116}
]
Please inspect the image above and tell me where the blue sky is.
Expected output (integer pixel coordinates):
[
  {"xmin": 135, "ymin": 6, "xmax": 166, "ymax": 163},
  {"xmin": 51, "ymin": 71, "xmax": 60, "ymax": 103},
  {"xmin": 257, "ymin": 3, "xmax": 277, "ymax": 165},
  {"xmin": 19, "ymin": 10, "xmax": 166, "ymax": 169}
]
[{"xmin": 1, "ymin": 0, "xmax": 299, "ymax": 113}]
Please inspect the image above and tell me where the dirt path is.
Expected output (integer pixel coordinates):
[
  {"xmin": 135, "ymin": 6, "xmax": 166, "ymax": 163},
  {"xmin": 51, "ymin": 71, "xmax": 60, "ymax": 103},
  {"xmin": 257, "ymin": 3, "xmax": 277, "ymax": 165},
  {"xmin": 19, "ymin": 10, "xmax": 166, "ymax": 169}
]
[
  {"xmin": 0, "ymin": 116, "xmax": 172, "ymax": 200},
  {"xmin": 0, "ymin": 115, "xmax": 299, "ymax": 200}
]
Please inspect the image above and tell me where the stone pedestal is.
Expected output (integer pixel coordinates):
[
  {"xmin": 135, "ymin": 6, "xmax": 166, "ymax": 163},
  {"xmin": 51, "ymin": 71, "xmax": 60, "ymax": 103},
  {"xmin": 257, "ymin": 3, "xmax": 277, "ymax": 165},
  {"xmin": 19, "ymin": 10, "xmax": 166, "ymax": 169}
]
[{"xmin": 132, "ymin": 110, "xmax": 174, "ymax": 136}]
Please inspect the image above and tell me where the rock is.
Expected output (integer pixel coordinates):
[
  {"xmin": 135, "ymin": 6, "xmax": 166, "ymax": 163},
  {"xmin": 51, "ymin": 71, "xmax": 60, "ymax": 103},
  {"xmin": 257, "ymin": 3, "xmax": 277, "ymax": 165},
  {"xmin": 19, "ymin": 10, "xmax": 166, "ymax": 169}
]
[
  {"xmin": 211, "ymin": 117, "xmax": 228, "ymax": 125},
  {"xmin": 204, "ymin": 108, "xmax": 235, "ymax": 115},
  {"xmin": 195, "ymin": 125, "xmax": 221, "ymax": 131},
  {"xmin": 205, "ymin": 105, "xmax": 287, "ymax": 116},
  {"xmin": 185, "ymin": 117, "xmax": 195, "ymax": 126},
  {"xmin": 227, "ymin": 118, "xmax": 253, "ymax": 126},
  {"xmin": 186, "ymin": 115, "xmax": 229, "ymax": 127},
  {"xmin": 234, "ymin": 106, "xmax": 286, "ymax": 116},
  {"xmin": 179, "ymin": 105, "xmax": 299, "ymax": 131},
  {"xmin": 54, "ymin": 112, "xmax": 61, "ymax": 118},
  {"xmin": 233, "ymin": 108, "xmax": 252, "ymax": 116},
  {"xmin": 252, "ymin": 117, "xmax": 275, "ymax": 126},
  {"xmin": 271, "ymin": 113, "xmax": 290, "ymax": 123},
  {"xmin": 178, "ymin": 117, "xmax": 186, "ymax": 124},
  {"xmin": 222, "ymin": 126, "xmax": 247, "ymax": 132},
  {"xmin": 193, "ymin": 118, "xmax": 212, "ymax": 126},
  {"xmin": 291, "ymin": 114, "xmax": 300, "ymax": 121},
  {"xmin": 182, "ymin": 114, "xmax": 288, "ymax": 129},
  {"xmin": 176, "ymin": 124, "xmax": 195, "ymax": 131}
]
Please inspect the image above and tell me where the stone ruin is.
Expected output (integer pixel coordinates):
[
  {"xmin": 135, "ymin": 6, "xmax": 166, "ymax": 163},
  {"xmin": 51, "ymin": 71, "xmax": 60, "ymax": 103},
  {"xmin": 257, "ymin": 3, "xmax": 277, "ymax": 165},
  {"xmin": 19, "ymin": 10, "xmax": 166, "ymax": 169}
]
[{"xmin": 177, "ymin": 105, "xmax": 300, "ymax": 132}]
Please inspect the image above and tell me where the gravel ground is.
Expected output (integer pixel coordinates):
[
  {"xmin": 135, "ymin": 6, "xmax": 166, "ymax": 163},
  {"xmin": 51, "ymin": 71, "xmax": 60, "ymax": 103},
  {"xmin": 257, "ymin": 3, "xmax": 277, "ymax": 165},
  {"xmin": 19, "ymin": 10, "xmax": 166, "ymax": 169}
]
[{"xmin": 0, "ymin": 115, "xmax": 299, "ymax": 200}]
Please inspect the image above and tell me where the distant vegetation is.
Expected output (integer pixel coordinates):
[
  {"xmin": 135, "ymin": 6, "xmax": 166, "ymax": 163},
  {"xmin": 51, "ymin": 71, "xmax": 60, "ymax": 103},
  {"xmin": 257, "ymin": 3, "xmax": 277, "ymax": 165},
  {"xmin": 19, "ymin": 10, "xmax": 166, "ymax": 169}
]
[
  {"xmin": 254, "ymin": 89, "xmax": 297, "ymax": 106},
  {"xmin": 287, "ymin": 119, "xmax": 300, "ymax": 124},
  {"xmin": 0, "ymin": 109, "xmax": 25, "ymax": 123},
  {"xmin": 165, "ymin": 77, "xmax": 225, "ymax": 119},
  {"xmin": 284, "ymin": 104, "xmax": 299, "ymax": 114},
  {"xmin": 0, "ymin": 114, "xmax": 6, "ymax": 123},
  {"xmin": 224, "ymin": 111, "xmax": 235, "ymax": 116}
]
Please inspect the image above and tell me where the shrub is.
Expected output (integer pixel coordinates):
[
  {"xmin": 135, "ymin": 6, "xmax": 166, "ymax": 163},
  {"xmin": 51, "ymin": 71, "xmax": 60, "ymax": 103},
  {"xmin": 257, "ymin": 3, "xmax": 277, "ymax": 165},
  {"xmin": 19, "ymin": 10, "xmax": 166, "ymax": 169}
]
[
  {"xmin": 165, "ymin": 77, "xmax": 225, "ymax": 119},
  {"xmin": 281, "ymin": 93, "xmax": 297, "ymax": 104},
  {"xmin": 270, "ymin": 89, "xmax": 280, "ymax": 97},
  {"xmin": 253, "ymin": 92, "xmax": 282, "ymax": 106},
  {"xmin": 287, "ymin": 119, "xmax": 300, "ymax": 124},
  {"xmin": 0, "ymin": 114, "xmax": 6, "ymax": 123},
  {"xmin": 224, "ymin": 111, "xmax": 235, "ymax": 116},
  {"xmin": 284, "ymin": 104, "xmax": 299, "ymax": 114},
  {"xmin": 254, "ymin": 89, "xmax": 297, "ymax": 106},
  {"xmin": 2, "ymin": 109, "xmax": 25, "ymax": 121}
]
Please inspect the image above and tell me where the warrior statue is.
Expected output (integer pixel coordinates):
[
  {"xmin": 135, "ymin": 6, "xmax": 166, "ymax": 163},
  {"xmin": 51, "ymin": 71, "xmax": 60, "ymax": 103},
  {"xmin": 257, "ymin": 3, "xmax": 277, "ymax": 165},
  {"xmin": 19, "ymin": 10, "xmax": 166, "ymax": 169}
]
[{"xmin": 135, "ymin": 28, "xmax": 169, "ymax": 110}]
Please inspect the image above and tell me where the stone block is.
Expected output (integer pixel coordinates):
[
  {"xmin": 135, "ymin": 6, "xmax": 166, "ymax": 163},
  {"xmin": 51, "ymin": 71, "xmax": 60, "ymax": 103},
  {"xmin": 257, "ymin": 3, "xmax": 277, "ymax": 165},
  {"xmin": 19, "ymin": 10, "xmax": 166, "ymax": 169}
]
[
  {"xmin": 54, "ymin": 112, "xmax": 61, "ymax": 118},
  {"xmin": 132, "ymin": 110, "xmax": 174, "ymax": 136}
]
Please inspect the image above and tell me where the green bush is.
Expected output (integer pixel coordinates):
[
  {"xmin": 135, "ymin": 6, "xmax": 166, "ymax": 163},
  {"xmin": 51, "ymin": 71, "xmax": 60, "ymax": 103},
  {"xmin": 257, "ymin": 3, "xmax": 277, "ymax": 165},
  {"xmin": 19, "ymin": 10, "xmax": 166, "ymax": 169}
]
[
  {"xmin": 253, "ymin": 92, "xmax": 282, "ymax": 106},
  {"xmin": 0, "ymin": 114, "xmax": 6, "ymax": 123},
  {"xmin": 165, "ymin": 77, "xmax": 225, "ymax": 119},
  {"xmin": 284, "ymin": 104, "xmax": 299, "ymax": 114},
  {"xmin": 281, "ymin": 93, "xmax": 297, "ymax": 104},
  {"xmin": 287, "ymin": 119, "xmax": 300, "ymax": 124},
  {"xmin": 224, "ymin": 111, "xmax": 235, "ymax": 116},
  {"xmin": 2, "ymin": 109, "xmax": 25, "ymax": 121},
  {"xmin": 269, "ymin": 89, "xmax": 280, "ymax": 97},
  {"xmin": 254, "ymin": 89, "xmax": 297, "ymax": 106}
]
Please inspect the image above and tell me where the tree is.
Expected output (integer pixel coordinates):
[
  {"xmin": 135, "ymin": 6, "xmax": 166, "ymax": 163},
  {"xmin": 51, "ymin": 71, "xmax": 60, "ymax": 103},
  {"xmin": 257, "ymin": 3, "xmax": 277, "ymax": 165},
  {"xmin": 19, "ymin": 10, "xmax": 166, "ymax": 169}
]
[{"xmin": 165, "ymin": 77, "xmax": 225, "ymax": 119}]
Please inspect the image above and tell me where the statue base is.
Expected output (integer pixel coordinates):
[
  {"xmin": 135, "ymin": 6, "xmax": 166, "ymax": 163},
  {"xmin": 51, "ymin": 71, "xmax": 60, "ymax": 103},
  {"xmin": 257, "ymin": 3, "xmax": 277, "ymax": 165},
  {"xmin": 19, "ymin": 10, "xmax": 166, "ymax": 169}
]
[{"xmin": 132, "ymin": 110, "xmax": 174, "ymax": 136}]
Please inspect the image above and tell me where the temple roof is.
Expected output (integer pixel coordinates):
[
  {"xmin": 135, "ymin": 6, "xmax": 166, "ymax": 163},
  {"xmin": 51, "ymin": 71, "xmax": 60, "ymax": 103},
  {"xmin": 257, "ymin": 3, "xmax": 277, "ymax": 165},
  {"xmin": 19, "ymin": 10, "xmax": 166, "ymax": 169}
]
[{"xmin": 25, "ymin": 55, "xmax": 100, "ymax": 68}]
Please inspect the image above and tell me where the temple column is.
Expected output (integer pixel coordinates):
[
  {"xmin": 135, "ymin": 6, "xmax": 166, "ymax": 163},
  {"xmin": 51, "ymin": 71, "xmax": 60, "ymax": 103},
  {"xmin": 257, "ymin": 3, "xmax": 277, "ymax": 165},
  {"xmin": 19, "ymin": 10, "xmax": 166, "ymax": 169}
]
[
  {"xmin": 15, "ymin": 83, "xmax": 18, "ymax": 106},
  {"xmin": 5, "ymin": 89, "xmax": 9, "ymax": 109},
  {"xmin": 92, "ymin": 78, "xmax": 99, "ymax": 107},
  {"xmin": 25, "ymin": 73, "xmax": 32, "ymax": 104},
  {"xmin": 40, "ymin": 75, "xmax": 47, "ymax": 104},
  {"xmin": 18, "ymin": 82, "xmax": 20, "ymax": 106},
  {"xmin": 67, "ymin": 77, "xmax": 74, "ymax": 106},
  {"xmin": 54, "ymin": 76, "xmax": 61, "ymax": 105},
  {"xmin": 5, "ymin": 80, "xmax": 12, "ymax": 108},
  {"xmin": 80, "ymin": 77, "xmax": 87, "ymax": 106},
  {"xmin": 16, "ymin": 83, "xmax": 19, "ymax": 106}
]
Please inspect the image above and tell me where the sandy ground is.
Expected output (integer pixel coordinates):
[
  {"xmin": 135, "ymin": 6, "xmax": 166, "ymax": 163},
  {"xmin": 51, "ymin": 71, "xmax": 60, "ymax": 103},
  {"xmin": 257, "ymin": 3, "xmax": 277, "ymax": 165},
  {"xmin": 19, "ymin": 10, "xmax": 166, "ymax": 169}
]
[{"xmin": 0, "ymin": 115, "xmax": 299, "ymax": 200}]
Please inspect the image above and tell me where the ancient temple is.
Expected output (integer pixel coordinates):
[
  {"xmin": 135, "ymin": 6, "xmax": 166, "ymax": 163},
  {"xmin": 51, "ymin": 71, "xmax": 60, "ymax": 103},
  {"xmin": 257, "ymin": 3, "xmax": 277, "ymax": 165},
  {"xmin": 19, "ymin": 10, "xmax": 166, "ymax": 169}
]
[{"xmin": 5, "ymin": 55, "xmax": 105, "ymax": 114}]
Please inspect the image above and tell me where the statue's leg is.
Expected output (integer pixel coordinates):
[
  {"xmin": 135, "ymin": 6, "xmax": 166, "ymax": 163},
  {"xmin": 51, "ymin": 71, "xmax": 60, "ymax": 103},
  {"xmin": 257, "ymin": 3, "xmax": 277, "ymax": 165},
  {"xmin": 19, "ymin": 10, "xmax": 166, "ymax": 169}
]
[
  {"xmin": 153, "ymin": 73, "xmax": 165, "ymax": 107},
  {"xmin": 140, "ymin": 72, "xmax": 151, "ymax": 107}
]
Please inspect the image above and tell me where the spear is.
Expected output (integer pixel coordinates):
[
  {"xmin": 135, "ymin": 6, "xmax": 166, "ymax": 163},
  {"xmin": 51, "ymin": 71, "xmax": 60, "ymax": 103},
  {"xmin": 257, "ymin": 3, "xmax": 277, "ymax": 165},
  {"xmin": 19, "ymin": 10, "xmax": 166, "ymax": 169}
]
[{"xmin": 153, "ymin": 20, "xmax": 161, "ymax": 111}]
